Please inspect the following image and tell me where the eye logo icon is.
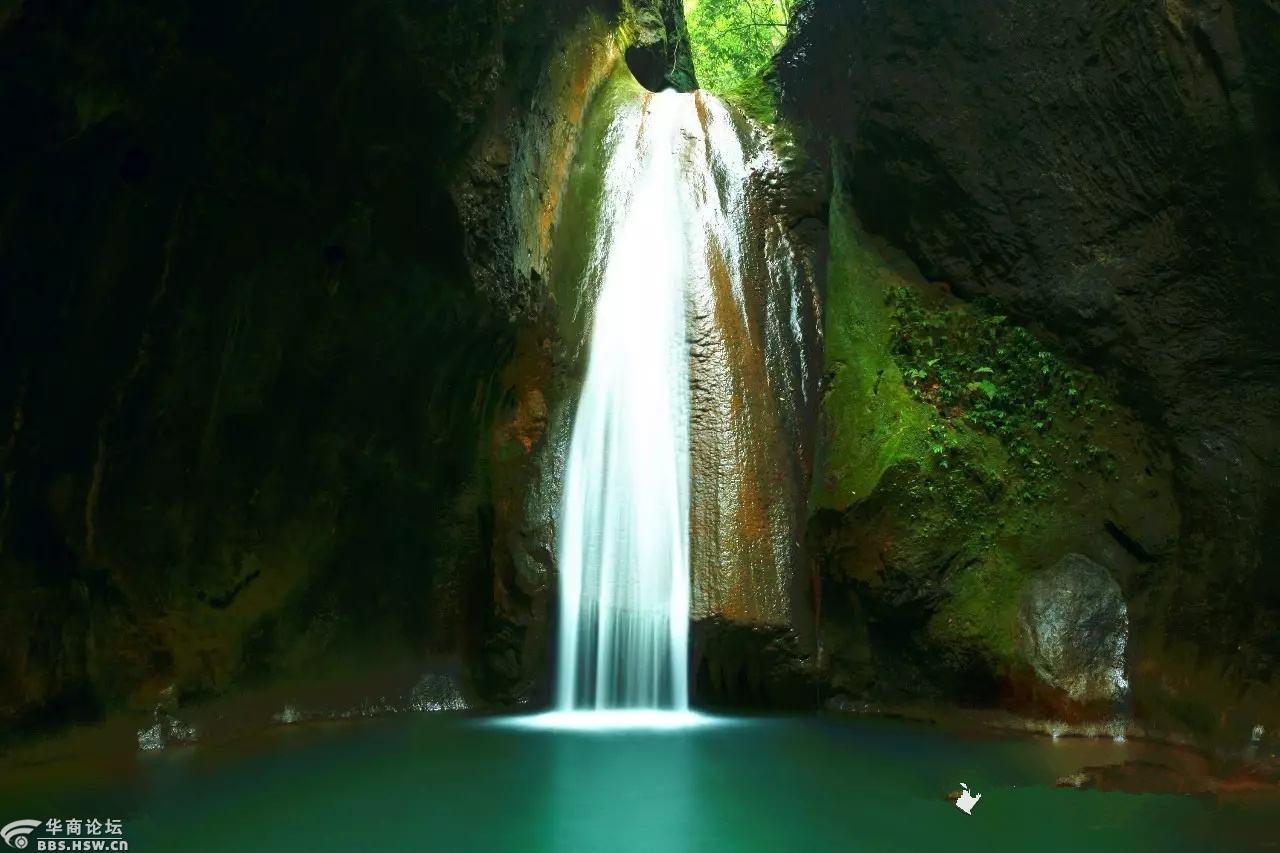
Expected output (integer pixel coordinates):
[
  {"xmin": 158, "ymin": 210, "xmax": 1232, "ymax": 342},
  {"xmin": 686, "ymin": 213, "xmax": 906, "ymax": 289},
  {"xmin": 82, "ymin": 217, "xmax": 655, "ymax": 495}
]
[{"xmin": 0, "ymin": 820, "xmax": 41, "ymax": 849}]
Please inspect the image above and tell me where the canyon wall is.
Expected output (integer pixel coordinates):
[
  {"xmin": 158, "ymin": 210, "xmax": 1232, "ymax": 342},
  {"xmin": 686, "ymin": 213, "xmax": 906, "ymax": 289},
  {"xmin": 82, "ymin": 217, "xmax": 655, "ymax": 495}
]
[
  {"xmin": 0, "ymin": 0, "xmax": 622, "ymax": 735},
  {"xmin": 781, "ymin": 0, "xmax": 1280, "ymax": 744},
  {"xmin": 4, "ymin": 0, "xmax": 1279, "ymax": 752}
]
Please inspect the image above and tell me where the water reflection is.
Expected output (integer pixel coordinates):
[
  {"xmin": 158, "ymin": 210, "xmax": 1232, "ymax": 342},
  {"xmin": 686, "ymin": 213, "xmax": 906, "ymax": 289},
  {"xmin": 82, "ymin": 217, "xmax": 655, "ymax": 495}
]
[{"xmin": 536, "ymin": 722, "xmax": 700, "ymax": 853}]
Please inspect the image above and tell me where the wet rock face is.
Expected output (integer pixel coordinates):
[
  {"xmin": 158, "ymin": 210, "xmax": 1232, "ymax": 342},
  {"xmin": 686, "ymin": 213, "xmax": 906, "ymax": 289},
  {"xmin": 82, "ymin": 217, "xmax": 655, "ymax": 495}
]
[
  {"xmin": 677, "ymin": 100, "xmax": 824, "ymax": 703},
  {"xmin": 622, "ymin": 0, "xmax": 698, "ymax": 92},
  {"xmin": 1019, "ymin": 555, "xmax": 1128, "ymax": 706},
  {"xmin": 469, "ymin": 15, "xmax": 624, "ymax": 705},
  {"xmin": 692, "ymin": 618, "xmax": 818, "ymax": 708},
  {"xmin": 685, "ymin": 102, "xmax": 822, "ymax": 636}
]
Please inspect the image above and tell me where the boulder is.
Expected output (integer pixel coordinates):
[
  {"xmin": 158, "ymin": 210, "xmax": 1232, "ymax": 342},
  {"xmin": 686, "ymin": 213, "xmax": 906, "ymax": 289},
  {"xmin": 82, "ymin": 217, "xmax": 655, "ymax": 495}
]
[
  {"xmin": 622, "ymin": 0, "xmax": 698, "ymax": 92},
  {"xmin": 1018, "ymin": 554, "xmax": 1128, "ymax": 704}
]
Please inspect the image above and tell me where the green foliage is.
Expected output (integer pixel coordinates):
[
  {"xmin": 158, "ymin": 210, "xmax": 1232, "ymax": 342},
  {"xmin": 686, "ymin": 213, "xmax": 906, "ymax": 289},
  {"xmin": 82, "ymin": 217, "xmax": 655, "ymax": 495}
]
[
  {"xmin": 813, "ymin": 184, "xmax": 934, "ymax": 510},
  {"xmin": 723, "ymin": 64, "xmax": 779, "ymax": 123},
  {"xmin": 819, "ymin": 188, "xmax": 1165, "ymax": 691},
  {"xmin": 886, "ymin": 286, "xmax": 1115, "ymax": 499},
  {"xmin": 685, "ymin": 0, "xmax": 795, "ymax": 94}
]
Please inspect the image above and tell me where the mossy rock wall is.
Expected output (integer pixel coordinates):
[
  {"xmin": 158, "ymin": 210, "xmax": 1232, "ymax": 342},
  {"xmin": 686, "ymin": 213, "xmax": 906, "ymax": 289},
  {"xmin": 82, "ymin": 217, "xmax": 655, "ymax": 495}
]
[{"xmin": 814, "ymin": 174, "xmax": 1181, "ymax": 719}]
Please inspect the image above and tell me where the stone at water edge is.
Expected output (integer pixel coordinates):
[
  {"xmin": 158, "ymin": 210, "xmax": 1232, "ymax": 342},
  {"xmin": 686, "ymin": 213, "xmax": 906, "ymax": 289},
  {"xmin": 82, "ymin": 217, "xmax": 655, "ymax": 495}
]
[
  {"xmin": 1055, "ymin": 772, "xmax": 1094, "ymax": 789},
  {"xmin": 1018, "ymin": 554, "xmax": 1129, "ymax": 705}
]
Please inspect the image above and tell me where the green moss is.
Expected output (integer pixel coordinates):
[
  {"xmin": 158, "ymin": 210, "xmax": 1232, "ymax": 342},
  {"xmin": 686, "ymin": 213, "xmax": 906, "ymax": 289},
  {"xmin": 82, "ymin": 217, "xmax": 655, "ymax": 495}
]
[
  {"xmin": 819, "ymin": 180, "xmax": 1120, "ymax": 532},
  {"xmin": 722, "ymin": 63, "xmax": 778, "ymax": 124},
  {"xmin": 614, "ymin": 2, "xmax": 639, "ymax": 49},
  {"xmin": 928, "ymin": 554, "xmax": 1023, "ymax": 665},
  {"xmin": 887, "ymin": 286, "xmax": 1117, "ymax": 502},
  {"xmin": 818, "ymin": 170, "xmax": 1171, "ymax": 702},
  {"xmin": 815, "ymin": 188, "xmax": 934, "ymax": 509},
  {"xmin": 820, "ymin": 183, "xmax": 1099, "ymax": 674},
  {"xmin": 547, "ymin": 64, "xmax": 645, "ymax": 349}
]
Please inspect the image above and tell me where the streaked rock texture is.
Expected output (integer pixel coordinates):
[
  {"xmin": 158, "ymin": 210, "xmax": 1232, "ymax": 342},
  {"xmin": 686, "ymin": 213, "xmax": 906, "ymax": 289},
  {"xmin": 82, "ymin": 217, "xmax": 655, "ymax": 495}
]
[
  {"xmin": 684, "ymin": 98, "xmax": 823, "ymax": 706},
  {"xmin": 474, "ymin": 15, "xmax": 624, "ymax": 704}
]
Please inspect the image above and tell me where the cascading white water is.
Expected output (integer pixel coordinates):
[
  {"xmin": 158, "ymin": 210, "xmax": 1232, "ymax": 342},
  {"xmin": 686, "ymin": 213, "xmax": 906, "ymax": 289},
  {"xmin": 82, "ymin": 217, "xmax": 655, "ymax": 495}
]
[
  {"xmin": 556, "ymin": 90, "xmax": 692, "ymax": 713},
  {"xmin": 555, "ymin": 88, "xmax": 749, "ymax": 717}
]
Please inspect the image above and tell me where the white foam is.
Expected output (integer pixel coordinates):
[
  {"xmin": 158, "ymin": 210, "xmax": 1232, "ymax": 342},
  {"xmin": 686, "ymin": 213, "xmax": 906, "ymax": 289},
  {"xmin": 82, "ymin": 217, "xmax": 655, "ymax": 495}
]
[{"xmin": 495, "ymin": 710, "xmax": 723, "ymax": 732}]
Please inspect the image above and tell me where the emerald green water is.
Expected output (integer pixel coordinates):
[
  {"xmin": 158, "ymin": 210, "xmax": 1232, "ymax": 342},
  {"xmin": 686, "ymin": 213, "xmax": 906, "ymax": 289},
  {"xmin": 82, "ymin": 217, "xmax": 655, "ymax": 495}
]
[{"xmin": 6, "ymin": 714, "xmax": 1276, "ymax": 851}]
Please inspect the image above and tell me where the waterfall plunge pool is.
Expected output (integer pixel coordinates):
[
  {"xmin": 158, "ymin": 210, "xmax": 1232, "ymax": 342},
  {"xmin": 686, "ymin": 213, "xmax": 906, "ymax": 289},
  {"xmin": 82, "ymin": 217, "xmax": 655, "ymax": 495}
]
[{"xmin": 5, "ymin": 712, "xmax": 1276, "ymax": 852}]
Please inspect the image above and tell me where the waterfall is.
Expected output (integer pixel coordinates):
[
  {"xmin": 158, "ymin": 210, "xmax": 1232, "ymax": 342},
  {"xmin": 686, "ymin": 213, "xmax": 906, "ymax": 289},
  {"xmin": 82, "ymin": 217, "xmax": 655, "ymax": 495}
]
[{"xmin": 555, "ymin": 88, "xmax": 743, "ymax": 716}]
